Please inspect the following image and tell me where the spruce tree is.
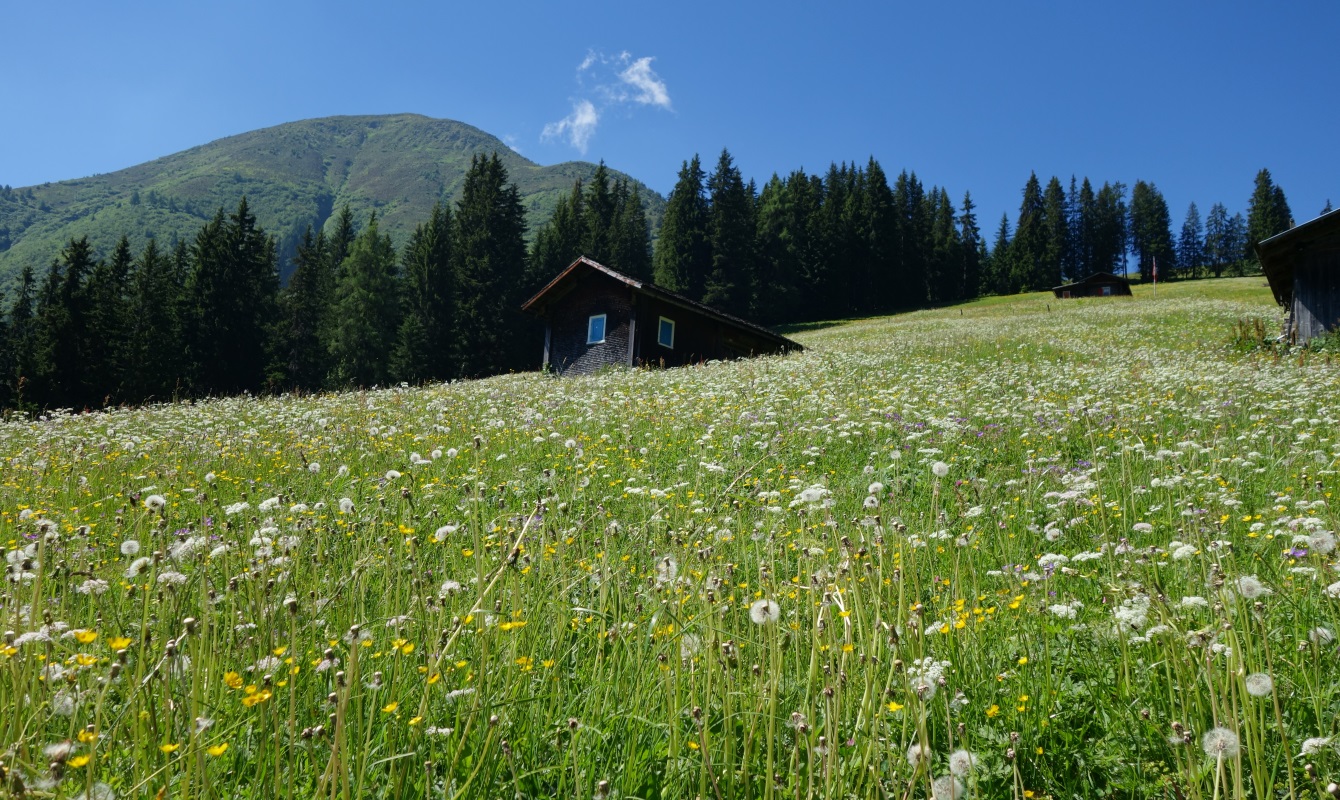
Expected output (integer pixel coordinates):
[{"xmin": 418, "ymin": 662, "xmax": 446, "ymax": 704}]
[
  {"xmin": 1204, "ymin": 202, "xmax": 1232, "ymax": 277},
  {"xmin": 927, "ymin": 188, "xmax": 960, "ymax": 303},
  {"xmin": 187, "ymin": 198, "xmax": 279, "ymax": 396},
  {"xmin": 452, "ymin": 153, "xmax": 528, "ymax": 377},
  {"xmin": 653, "ymin": 156, "xmax": 711, "ymax": 297},
  {"xmin": 609, "ymin": 180, "xmax": 653, "ymax": 281},
  {"xmin": 32, "ymin": 238, "xmax": 98, "ymax": 407},
  {"xmin": 331, "ymin": 213, "xmax": 401, "ymax": 387},
  {"xmin": 1092, "ymin": 182, "xmax": 1129, "ymax": 275},
  {"xmin": 527, "ymin": 180, "xmax": 585, "ymax": 291},
  {"xmin": 1128, "ymin": 180, "xmax": 1176, "ymax": 282},
  {"xmin": 1245, "ymin": 168, "xmax": 1294, "ymax": 262},
  {"xmin": 1011, "ymin": 173, "xmax": 1048, "ymax": 292},
  {"xmin": 892, "ymin": 171, "xmax": 929, "ymax": 309},
  {"xmin": 5, "ymin": 266, "xmax": 35, "ymax": 408},
  {"xmin": 753, "ymin": 174, "xmax": 800, "ymax": 325},
  {"xmin": 394, "ymin": 203, "xmax": 454, "ymax": 383},
  {"xmin": 1040, "ymin": 177, "xmax": 1069, "ymax": 290},
  {"xmin": 983, "ymin": 214, "xmax": 1012, "ymax": 295},
  {"xmin": 277, "ymin": 227, "xmax": 335, "ymax": 390},
  {"xmin": 124, "ymin": 239, "xmax": 184, "ymax": 402},
  {"xmin": 84, "ymin": 235, "xmax": 134, "ymax": 403},
  {"xmin": 1075, "ymin": 178, "xmax": 1097, "ymax": 276},
  {"xmin": 1177, "ymin": 203, "xmax": 1205, "ymax": 279},
  {"xmin": 703, "ymin": 149, "xmax": 756, "ymax": 316},
  {"xmin": 864, "ymin": 159, "xmax": 899, "ymax": 313},
  {"xmin": 581, "ymin": 163, "xmax": 616, "ymax": 263},
  {"xmin": 958, "ymin": 192, "xmax": 982, "ymax": 300}
]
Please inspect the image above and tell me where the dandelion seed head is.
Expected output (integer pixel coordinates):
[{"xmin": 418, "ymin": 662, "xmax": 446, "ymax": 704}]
[
  {"xmin": 1244, "ymin": 672, "xmax": 1274, "ymax": 697},
  {"xmin": 1301, "ymin": 736, "xmax": 1334, "ymax": 756},
  {"xmin": 1201, "ymin": 727, "xmax": 1240, "ymax": 758},
  {"xmin": 749, "ymin": 599, "xmax": 780, "ymax": 625},
  {"xmin": 931, "ymin": 775, "xmax": 964, "ymax": 799},
  {"xmin": 1235, "ymin": 575, "xmax": 1272, "ymax": 599},
  {"xmin": 948, "ymin": 749, "xmax": 978, "ymax": 776}
]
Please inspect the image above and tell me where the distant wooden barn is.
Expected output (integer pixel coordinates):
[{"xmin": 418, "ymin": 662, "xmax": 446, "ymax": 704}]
[
  {"xmin": 1051, "ymin": 272, "xmax": 1133, "ymax": 299},
  {"xmin": 1256, "ymin": 208, "xmax": 1340, "ymax": 343},
  {"xmin": 521, "ymin": 256, "xmax": 803, "ymax": 375}
]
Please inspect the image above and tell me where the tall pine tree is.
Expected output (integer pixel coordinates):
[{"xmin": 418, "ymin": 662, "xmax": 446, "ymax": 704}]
[
  {"xmin": 393, "ymin": 203, "xmax": 455, "ymax": 383},
  {"xmin": 703, "ymin": 149, "xmax": 756, "ymax": 316},
  {"xmin": 653, "ymin": 156, "xmax": 711, "ymax": 298},
  {"xmin": 452, "ymin": 153, "xmax": 528, "ymax": 377},
  {"xmin": 1245, "ymin": 168, "xmax": 1293, "ymax": 263},
  {"xmin": 330, "ymin": 213, "xmax": 400, "ymax": 387},
  {"xmin": 186, "ymin": 198, "xmax": 279, "ymax": 395},
  {"xmin": 1129, "ymin": 180, "xmax": 1176, "ymax": 282}
]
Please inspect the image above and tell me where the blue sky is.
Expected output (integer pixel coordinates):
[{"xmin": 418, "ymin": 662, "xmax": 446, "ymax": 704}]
[{"xmin": 4, "ymin": 1, "xmax": 1336, "ymax": 232}]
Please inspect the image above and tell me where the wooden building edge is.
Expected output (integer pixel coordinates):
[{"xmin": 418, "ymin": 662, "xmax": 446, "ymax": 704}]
[
  {"xmin": 1256, "ymin": 208, "xmax": 1340, "ymax": 343},
  {"xmin": 522, "ymin": 256, "xmax": 803, "ymax": 376},
  {"xmin": 1051, "ymin": 272, "xmax": 1133, "ymax": 299}
]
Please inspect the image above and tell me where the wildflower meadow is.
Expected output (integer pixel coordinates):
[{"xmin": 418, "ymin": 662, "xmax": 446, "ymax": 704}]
[{"xmin": 4, "ymin": 277, "xmax": 1339, "ymax": 799}]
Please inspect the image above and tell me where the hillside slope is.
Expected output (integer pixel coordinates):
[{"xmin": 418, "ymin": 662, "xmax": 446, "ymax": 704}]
[{"xmin": 0, "ymin": 114, "xmax": 664, "ymax": 283}]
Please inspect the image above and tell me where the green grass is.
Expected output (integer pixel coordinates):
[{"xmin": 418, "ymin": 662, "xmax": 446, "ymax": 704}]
[{"xmin": 4, "ymin": 277, "xmax": 1339, "ymax": 799}]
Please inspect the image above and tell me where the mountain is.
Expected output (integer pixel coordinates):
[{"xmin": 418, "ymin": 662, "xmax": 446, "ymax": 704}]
[{"xmin": 0, "ymin": 114, "xmax": 664, "ymax": 284}]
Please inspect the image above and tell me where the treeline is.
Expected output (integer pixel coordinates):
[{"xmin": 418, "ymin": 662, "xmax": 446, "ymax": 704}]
[
  {"xmin": 0, "ymin": 147, "xmax": 1313, "ymax": 411},
  {"xmin": 0, "ymin": 154, "xmax": 552, "ymax": 410},
  {"xmin": 985, "ymin": 168, "xmax": 1305, "ymax": 292},
  {"xmin": 536, "ymin": 151, "xmax": 1305, "ymax": 327},
  {"xmin": 633, "ymin": 151, "xmax": 984, "ymax": 324}
]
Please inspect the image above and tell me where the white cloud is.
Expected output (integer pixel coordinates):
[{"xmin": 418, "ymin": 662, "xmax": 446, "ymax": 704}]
[
  {"xmin": 543, "ymin": 51, "xmax": 672, "ymax": 152},
  {"xmin": 541, "ymin": 100, "xmax": 599, "ymax": 154},
  {"xmin": 618, "ymin": 57, "xmax": 671, "ymax": 110}
]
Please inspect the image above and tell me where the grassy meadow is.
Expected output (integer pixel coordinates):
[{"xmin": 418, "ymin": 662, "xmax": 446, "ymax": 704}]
[{"xmin": 5, "ymin": 277, "xmax": 1340, "ymax": 799}]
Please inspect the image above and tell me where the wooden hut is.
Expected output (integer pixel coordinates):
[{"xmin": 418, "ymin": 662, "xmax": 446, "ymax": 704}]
[
  {"xmin": 1256, "ymin": 208, "xmax": 1340, "ymax": 343},
  {"xmin": 1051, "ymin": 272, "xmax": 1133, "ymax": 299},
  {"xmin": 521, "ymin": 256, "xmax": 803, "ymax": 375}
]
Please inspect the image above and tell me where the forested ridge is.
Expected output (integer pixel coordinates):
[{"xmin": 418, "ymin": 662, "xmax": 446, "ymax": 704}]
[
  {"xmin": 0, "ymin": 114, "xmax": 665, "ymax": 287},
  {"xmin": 0, "ymin": 144, "xmax": 1311, "ymax": 411}
]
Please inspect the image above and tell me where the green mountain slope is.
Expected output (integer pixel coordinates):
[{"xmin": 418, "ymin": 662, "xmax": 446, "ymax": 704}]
[{"xmin": 0, "ymin": 114, "xmax": 664, "ymax": 284}]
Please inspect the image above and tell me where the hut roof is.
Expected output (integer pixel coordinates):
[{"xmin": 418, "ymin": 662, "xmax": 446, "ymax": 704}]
[
  {"xmin": 1051, "ymin": 272, "xmax": 1131, "ymax": 293},
  {"xmin": 521, "ymin": 256, "xmax": 803, "ymax": 352},
  {"xmin": 1256, "ymin": 208, "xmax": 1340, "ymax": 307}
]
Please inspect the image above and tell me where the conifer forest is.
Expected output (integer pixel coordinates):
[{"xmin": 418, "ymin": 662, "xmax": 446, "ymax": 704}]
[{"xmin": 0, "ymin": 153, "xmax": 1300, "ymax": 412}]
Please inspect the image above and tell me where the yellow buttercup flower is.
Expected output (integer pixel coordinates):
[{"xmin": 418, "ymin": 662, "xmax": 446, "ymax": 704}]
[
  {"xmin": 382, "ymin": 701, "xmax": 399, "ymax": 713},
  {"xmin": 68, "ymin": 754, "xmax": 92, "ymax": 768},
  {"xmin": 160, "ymin": 743, "xmax": 181, "ymax": 753},
  {"xmin": 74, "ymin": 630, "xmax": 98, "ymax": 644},
  {"xmin": 107, "ymin": 636, "xmax": 132, "ymax": 650},
  {"xmin": 207, "ymin": 743, "xmax": 229, "ymax": 757}
]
